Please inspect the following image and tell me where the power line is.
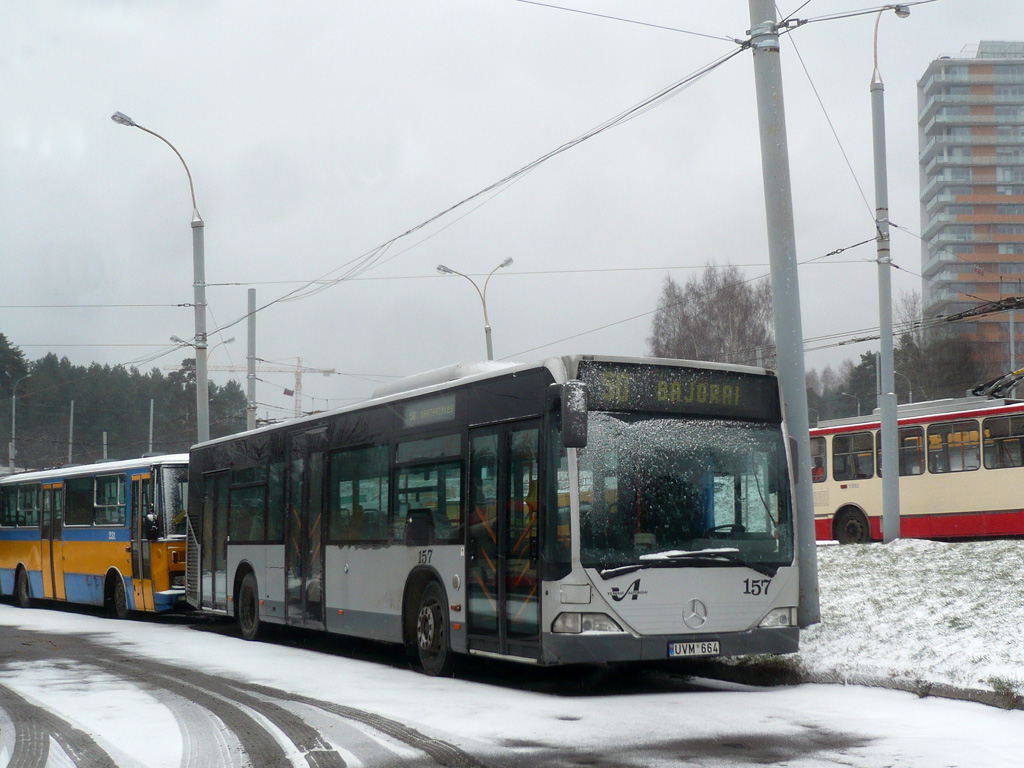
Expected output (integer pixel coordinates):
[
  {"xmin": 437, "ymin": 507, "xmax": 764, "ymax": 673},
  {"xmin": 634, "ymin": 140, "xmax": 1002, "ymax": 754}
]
[{"xmin": 510, "ymin": 0, "xmax": 743, "ymax": 43}]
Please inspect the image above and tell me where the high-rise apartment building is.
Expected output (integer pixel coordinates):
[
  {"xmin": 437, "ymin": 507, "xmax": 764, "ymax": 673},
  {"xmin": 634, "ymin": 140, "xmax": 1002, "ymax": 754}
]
[{"xmin": 919, "ymin": 41, "xmax": 1024, "ymax": 370}]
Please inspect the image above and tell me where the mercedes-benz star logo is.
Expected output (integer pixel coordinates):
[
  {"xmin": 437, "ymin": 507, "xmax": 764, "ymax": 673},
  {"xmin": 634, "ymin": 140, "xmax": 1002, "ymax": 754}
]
[{"xmin": 683, "ymin": 598, "xmax": 708, "ymax": 630}]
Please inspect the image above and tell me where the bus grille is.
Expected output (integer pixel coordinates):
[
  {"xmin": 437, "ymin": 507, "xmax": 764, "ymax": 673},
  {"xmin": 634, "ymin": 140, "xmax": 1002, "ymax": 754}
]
[{"xmin": 185, "ymin": 514, "xmax": 201, "ymax": 609}]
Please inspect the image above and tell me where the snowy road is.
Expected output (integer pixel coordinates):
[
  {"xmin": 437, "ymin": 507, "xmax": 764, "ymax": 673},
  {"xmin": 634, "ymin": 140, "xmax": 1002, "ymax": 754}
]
[{"xmin": 1, "ymin": 603, "xmax": 1022, "ymax": 768}]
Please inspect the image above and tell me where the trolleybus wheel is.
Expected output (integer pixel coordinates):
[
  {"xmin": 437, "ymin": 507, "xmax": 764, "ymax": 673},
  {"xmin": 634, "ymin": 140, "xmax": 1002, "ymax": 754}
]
[
  {"xmin": 14, "ymin": 567, "xmax": 31, "ymax": 609},
  {"xmin": 239, "ymin": 573, "xmax": 263, "ymax": 641},
  {"xmin": 834, "ymin": 509, "xmax": 870, "ymax": 545},
  {"xmin": 415, "ymin": 581, "xmax": 454, "ymax": 676},
  {"xmin": 107, "ymin": 576, "xmax": 129, "ymax": 619}
]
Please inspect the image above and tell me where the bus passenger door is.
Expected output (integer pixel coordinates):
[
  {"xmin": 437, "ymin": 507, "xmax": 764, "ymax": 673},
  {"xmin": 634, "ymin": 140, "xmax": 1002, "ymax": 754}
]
[
  {"xmin": 285, "ymin": 430, "xmax": 326, "ymax": 630},
  {"xmin": 131, "ymin": 474, "xmax": 153, "ymax": 612},
  {"xmin": 40, "ymin": 484, "xmax": 66, "ymax": 600},
  {"xmin": 49, "ymin": 484, "xmax": 66, "ymax": 600},
  {"xmin": 467, "ymin": 421, "xmax": 541, "ymax": 659}
]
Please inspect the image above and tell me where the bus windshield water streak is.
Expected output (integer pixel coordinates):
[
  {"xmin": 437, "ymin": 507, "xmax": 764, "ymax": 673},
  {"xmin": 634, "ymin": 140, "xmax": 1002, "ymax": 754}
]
[
  {"xmin": 186, "ymin": 355, "xmax": 799, "ymax": 674},
  {"xmin": 810, "ymin": 396, "xmax": 1024, "ymax": 542},
  {"xmin": 0, "ymin": 454, "xmax": 190, "ymax": 616}
]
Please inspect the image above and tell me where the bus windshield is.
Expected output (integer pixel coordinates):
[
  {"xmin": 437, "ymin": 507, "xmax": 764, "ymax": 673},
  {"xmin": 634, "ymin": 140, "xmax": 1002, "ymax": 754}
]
[
  {"xmin": 578, "ymin": 412, "xmax": 794, "ymax": 574},
  {"xmin": 161, "ymin": 465, "xmax": 189, "ymax": 538}
]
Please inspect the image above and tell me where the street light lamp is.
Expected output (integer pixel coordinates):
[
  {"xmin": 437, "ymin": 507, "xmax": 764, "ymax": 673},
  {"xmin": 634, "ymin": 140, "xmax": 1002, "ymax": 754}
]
[
  {"xmin": 436, "ymin": 258, "xmax": 513, "ymax": 361},
  {"xmin": 112, "ymin": 111, "xmax": 210, "ymax": 444},
  {"xmin": 893, "ymin": 370, "xmax": 913, "ymax": 404},
  {"xmin": 840, "ymin": 392, "xmax": 861, "ymax": 417},
  {"xmin": 8, "ymin": 374, "xmax": 30, "ymax": 472},
  {"xmin": 871, "ymin": 5, "xmax": 909, "ymax": 543}
]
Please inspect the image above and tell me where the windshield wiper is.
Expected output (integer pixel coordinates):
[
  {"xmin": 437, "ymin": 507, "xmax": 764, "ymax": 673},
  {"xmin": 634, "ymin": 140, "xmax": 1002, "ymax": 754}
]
[
  {"xmin": 641, "ymin": 548, "xmax": 780, "ymax": 577},
  {"xmin": 597, "ymin": 548, "xmax": 782, "ymax": 579}
]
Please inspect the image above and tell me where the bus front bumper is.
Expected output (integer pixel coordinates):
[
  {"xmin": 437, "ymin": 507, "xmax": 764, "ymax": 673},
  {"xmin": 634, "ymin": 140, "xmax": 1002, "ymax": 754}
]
[{"xmin": 540, "ymin": 626, "xmax": 799, "ymax": 666}]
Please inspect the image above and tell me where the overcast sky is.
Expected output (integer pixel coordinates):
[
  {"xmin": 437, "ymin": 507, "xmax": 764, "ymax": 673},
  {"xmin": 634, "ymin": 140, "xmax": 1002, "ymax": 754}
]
[{"xmin": 1, "ymin": 0, "xmax": 1018, "ymax": 421}]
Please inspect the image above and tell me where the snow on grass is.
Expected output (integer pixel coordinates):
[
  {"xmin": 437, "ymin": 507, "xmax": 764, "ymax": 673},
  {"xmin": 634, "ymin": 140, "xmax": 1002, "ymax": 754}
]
[{"xmin": 795, "ymin": 539, "xmax": 1024, "ymax": 699}]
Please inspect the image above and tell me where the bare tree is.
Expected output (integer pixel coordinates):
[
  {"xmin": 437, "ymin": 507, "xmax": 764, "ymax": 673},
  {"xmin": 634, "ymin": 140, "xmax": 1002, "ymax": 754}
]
[{"xmin": 647, "ymin": 263, "xmax": 774, "ymax": 367}]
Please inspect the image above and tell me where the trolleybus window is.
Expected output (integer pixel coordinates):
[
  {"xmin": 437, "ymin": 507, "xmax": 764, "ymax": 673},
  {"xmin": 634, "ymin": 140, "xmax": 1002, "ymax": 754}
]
[
  {"xmin": 982, "ymin": 415, "xmax": 1024, "ymax": 469},
  {"xmin": 810, "ymin": 436, "xmax": 826, "ymax": 483},
  {"xmin": 832, "ymin": 431, "xmax": 874, "ymax": 481},
  {"xmin": 873, "ymin": 426, "xmax": 926, "ymax": 477},
  {"xmin": 927, "ymin": 420, "xmax": 980, "ymax": 473},
  {"xmin": 94, "ymin": 474, "xmax": 126, "ymax": 526}
]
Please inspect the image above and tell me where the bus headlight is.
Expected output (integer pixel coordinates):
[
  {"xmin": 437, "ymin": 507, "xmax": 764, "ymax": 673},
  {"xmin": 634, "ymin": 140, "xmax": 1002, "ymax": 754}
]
[
  {"xmin": 758, "ymin": 607, "xmax": 796, "ymax": 628},
  {"xmin": 552, "ymin": 612, "xmax": 623, "ymax": 634}
]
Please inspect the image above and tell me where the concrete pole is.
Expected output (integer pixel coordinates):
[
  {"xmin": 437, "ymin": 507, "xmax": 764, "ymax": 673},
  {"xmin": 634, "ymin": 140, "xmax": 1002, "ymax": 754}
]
[
  {"xmin": 247, "ymin": 288, "xmax": 257, "ymax": 430},
  {"xmin": 148, "ymin": 399, "xmax": 155, "ymax": 454},
  {"xmin": 192, "ymin": 216, "xmax": 210, "ymax": 444},
  {"xmin": 747, "ymin": 0, "xmax": 819, "ymax": 626},
  {"xmin": 872, "ymin": 13, "xmax": 901, "ymax": 544}
]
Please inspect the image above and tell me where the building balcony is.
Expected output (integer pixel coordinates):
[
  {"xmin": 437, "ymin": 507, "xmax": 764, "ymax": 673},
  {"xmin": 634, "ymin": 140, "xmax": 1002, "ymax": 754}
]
[
  {"xmin": 923, "ymin": 113, "xmax": 1024, "ymax": 134},
  {"xmin": 921, "ymin": 72, "xmax": 1024, "ymax": 99}
]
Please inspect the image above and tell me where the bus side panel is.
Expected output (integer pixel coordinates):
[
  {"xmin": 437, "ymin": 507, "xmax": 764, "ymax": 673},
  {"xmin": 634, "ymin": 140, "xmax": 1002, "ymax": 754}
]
[
  {"xmin": 61, "ymin": 528, "xmax": 132, "ymax": 607},
  {"xmin": 0, "ymin": 530, "xmax": 43, "ymax": 595},
  {"xmin": 323, "ymin": 545, "xmax": 465, "ymax": 647}
]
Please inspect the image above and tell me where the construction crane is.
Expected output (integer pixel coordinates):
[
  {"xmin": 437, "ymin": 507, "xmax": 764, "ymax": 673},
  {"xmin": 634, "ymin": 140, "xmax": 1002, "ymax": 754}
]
[{"xmin": 168, "ymin": 357, "xmax": 337, "ymax": 418}]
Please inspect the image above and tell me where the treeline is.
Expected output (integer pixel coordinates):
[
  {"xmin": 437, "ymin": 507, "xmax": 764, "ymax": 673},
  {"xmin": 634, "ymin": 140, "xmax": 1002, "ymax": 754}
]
[{"xmin": 1, "ymin": 335, "xmax": 246, "ymax": 470}]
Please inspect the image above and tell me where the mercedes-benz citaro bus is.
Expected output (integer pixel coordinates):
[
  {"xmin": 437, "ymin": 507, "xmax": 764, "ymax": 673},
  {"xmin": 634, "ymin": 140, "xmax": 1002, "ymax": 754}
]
[
  {"xmin": 1, "ymin": 454, "xmax": 189, "ymax": 616},
  {"xmin": 187, "ymin": 356, "xmax": 798, "ymax": 674}
]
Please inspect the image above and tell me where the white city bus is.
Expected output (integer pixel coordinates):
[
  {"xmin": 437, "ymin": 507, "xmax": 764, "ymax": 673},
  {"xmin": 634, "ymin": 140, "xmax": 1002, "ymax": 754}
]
[
  {"xmin": 187, "ymin": 355, "xmax": 799, "ymax": 674},
  {"xmin": 810, "ymin": 396, "xmax": 1024, "ymax": 543}
]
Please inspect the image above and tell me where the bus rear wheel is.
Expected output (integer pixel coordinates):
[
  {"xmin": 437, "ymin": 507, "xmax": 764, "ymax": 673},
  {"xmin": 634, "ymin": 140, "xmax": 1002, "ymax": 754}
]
[
  {"xmin": 107, "ymin": 576, "xmax": 129, "ymax": 619},
  {"xmin": 238, "ymin": 573, "xmax": 263, "ymax": 641},
  {"xmin": 14, "ymin": 567, "xmax": 31, "ymax": 609},
  {"xmin": 834, "ymin": 509, "xmax": 870, "ymax": 544},
  {"xmin": 415, "ymin": 582, "xmax": 454, "ymax": 676}
]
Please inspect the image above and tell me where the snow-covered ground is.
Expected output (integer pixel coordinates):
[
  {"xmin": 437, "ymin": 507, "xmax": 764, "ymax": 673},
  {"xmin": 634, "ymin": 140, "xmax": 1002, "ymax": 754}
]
[
  {"xmin": 1, "ymin": 538, "xmax": 1022, "ymax": 767},
  {"xmin": 795, "ymin": 539, "xmax": 1024, "ymax": 704}
]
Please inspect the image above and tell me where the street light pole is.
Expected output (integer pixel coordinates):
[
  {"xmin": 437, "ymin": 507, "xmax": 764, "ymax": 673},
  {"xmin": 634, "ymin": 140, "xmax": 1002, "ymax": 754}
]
[
  {"xmin": 8, "ymin": 374, "xmax": 29, "ymax": 472},
  {"xmin": 112, "ymin": 111, "xmax": 210, "ymax": 445},
  {"xmin": 871, "ymin": 7, "xmax": 908, "ymax": 544},
  {"xmin": 841, "ymin": 392, "xmax": 861, "ymax": 418},
  {"xmin": 436, "ymin": 258, "xmax": 513, "ymax": 361}
]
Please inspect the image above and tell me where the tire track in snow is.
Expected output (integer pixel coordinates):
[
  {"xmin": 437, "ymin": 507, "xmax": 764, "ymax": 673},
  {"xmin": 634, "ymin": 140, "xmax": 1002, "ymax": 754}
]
[{"xmin": 0, "ymin": 681, "xmax": 117, "ymax": 768}]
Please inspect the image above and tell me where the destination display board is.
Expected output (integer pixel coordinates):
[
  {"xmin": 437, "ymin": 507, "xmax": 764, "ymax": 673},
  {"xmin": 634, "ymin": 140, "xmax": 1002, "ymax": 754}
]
[{"xmin": 577, "ymin": 360, "xmax": 782, "ymax": 422}]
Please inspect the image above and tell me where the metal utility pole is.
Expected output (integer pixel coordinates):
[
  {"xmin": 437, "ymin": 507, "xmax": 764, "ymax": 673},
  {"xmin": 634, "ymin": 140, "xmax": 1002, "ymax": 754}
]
[
  {"xmin": 747, "ymin": 0, "xmax": 819, "ymax": 626},
  {"xmin": 247, "ymin": 289, "xmax": 257, "ymax": 430},
  {"xmin": 872, "ymin": 7, "xmax": 907, "ymax": 544},
  {"xmin": 68, "ymin": 400, "xmax": 74, "ymax": 465},
  {"xmin": 111, "ymin": 112, "xmax": 210, "ymax": 445}
]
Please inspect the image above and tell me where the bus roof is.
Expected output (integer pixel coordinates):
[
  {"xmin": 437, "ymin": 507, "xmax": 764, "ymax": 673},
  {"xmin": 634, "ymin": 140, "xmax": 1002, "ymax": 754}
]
[
  {"xmin": 811, "ymin": 396, "xmax": 1024, "ymax": 434},
  {"xmin": 0, "ymin": 453, "xmax": 189, "ymax": 487},
  {"xmin": 195, "ymin": 354, "xmax": 778, "ymax": 450}
]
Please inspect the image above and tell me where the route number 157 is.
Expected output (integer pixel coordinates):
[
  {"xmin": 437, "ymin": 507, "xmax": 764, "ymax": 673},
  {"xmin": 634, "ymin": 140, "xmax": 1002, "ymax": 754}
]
[{"xmin": 743, "ymin": 578, "xmax": 771, "ymax": 596}]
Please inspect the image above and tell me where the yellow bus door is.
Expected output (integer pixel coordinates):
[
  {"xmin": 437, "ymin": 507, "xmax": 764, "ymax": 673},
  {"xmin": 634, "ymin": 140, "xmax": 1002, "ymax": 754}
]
[
  {"xmin": 41, "ymin": 484, "xmax": 66, "ymax": 600},
  {"xmin": 131, "ymin": 474, "xmax": 154, "ymax": 612}
]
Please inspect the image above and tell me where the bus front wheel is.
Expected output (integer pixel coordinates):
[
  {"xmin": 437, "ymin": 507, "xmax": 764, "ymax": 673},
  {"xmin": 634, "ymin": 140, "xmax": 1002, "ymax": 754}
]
[
  {"xmin": 238, "ymin": 573, "xmax": 263, "ymax": 641},
  {"xmin": 834, "ymin": 509, "xmax": 871, "ymax": 544},
  {"xmin": 415, "ymin": 582, "xmax": 454, "ymax": 676},
  {"xmin": 14, "ymin": 567, "xmax": 31, "ymax": 609}
]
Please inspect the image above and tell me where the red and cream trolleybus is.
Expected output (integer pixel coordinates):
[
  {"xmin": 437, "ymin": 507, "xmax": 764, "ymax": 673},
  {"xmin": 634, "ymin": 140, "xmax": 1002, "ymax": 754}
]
[
  {"xmin": 810, "ymin": 396, "xmax": 1024, "ymax": 543},
  {"xmin": 1, "ymin": 454, "xmax": 190, "ymax": 615},
  {"xmin": 187, "ymin": 355, "xmax": 799, "ymax": 674}
]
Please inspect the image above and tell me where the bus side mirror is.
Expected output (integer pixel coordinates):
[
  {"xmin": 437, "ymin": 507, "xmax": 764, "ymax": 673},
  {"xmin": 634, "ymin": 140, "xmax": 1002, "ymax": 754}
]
[{"xmin": 561, "ymin": 380, "xmax": 588, "ymax": 449}]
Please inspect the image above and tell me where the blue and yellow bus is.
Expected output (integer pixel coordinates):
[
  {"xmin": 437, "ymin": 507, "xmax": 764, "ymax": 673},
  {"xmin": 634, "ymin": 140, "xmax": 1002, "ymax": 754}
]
[{"xmin": 0, "ymin": 455, "xmax": 189, "ymax": 616}]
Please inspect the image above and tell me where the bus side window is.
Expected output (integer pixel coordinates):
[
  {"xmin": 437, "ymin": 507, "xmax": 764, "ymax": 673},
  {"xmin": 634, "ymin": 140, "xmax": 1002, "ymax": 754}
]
[{"xmin": 810, "ymin": 436, "xmax": 826, "ymax": 483}]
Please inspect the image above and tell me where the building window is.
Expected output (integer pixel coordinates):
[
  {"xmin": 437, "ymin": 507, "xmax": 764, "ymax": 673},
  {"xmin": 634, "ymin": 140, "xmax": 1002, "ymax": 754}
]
[
  {"xmin": 999, "ymin": 244, "xmax": 1024, "ymax": 255},
  {"xmin": 997, "ymin": 186, "xmax": 1024, "ymax": 196},
  {"xmin": 997, "ymin": 224, "xmax": 1024, "ymax": 235},
  {"xmin": 998, "ymin": 205, "xmax": 1024, "ymax": 216},
  {"xmin": 998, "ymin": 168, "xmax": 1024, "ymax": 183}
]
